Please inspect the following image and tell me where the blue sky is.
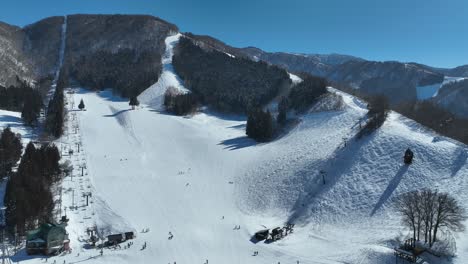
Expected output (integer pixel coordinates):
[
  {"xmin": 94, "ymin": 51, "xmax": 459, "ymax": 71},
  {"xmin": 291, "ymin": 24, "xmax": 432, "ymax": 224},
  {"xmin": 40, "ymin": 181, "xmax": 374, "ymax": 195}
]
[{"xmin": 1, "ymin": 0, "xmax": 467, "ymax": 68}]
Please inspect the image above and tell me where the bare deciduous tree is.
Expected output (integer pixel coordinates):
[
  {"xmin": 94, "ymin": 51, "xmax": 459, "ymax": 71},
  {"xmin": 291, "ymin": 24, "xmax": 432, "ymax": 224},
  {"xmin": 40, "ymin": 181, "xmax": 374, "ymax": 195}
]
[{"xmin": 395, "ymin": 189, "xmax": 466, "ymax": 248}]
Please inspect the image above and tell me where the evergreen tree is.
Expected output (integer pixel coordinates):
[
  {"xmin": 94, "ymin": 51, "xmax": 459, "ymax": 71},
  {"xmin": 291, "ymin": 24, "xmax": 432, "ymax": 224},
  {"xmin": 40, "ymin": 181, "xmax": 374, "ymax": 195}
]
[
  {"xmin": 277, "ymin": 97, "xmax": 289, "ymax": 125},
  {"xmin": 45, "ymin": 69, "xmax": 65, "ymax": 138},
  {"xmin": 289, "ymin": 75, "xmax": 327, "ymax": 112},
  {"xmin": 164, "ymin": 89, "xmax": 198, "ymax": 115},
  {"xmin": 21, "ymin": 100, "xmax": 38, "ymax": 126},
  {"xmin": 129, "ymin": 96, "xmax": 140, "ymax": 110},
  {"xmin": 0, "ymin": 127, "xmax": 22, "ymax": 177},
  {"xmin": 246, "ymin": 109, "xmax": 273, "ymax": 142},
  {"xmin": 78, "ymin": 99, "xmax": 85, "ymax": 110},
  {"xmin": 5, "ymin": 142, "xmax": 60, "ymax": 234}
]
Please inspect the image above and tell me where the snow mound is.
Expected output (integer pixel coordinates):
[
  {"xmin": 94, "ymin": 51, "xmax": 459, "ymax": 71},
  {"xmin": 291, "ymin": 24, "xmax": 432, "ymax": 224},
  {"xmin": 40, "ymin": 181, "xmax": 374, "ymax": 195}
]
[{"xmin": 138, "ymin": 33, "xmax": 189, "ymax": 110}]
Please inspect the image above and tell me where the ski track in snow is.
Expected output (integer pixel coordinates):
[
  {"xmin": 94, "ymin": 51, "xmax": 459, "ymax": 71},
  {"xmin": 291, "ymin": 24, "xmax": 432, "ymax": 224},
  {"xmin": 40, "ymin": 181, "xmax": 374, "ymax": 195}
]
[{"xmin": 138, "ymin": 33, "xmax": 189, "ymax": 111}]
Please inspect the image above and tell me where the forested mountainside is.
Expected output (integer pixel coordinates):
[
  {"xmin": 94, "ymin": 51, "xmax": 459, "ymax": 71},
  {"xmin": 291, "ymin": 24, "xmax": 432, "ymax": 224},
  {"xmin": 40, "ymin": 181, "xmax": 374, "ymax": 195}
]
[
  {"xmin": 0, "ymin": 15, "xmax": 178, "ymax": 97},
  {"xmin": 65, "ymin": 15, "xmax": 178, "ymax": 97},
  {"xmin": 240, "ymin": 47, "xmax": 363, "ymax": 77},
  {"xmin": 433, "ymin": 65, "xmax": 468, "ymax": 77},
  {"xmin": 328, "ymin": 60, "xmax": 445, "ymax": 104},
  {"xmin": 1, "ymin": 14, "xmax": 467, "ymax": 120},
  {"xmin": 173, "ymin": 36, "xmax": 291, "ymax": 113},
  {"xmin": 0, "ymin": 21, "xmax": 33, "ymax": 87}
]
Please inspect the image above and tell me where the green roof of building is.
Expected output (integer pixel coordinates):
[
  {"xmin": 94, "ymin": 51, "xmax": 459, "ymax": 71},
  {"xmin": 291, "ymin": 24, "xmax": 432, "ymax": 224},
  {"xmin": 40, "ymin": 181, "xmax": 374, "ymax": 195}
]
[{"xmin": 26, "ymin": 223, "xmax": 65, "ymax": 241}]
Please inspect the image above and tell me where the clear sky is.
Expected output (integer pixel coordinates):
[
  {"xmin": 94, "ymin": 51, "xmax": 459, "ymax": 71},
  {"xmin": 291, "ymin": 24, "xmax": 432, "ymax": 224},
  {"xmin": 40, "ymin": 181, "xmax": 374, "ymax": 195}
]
[{"xmin": 1, "ymin": 0, "xmax": 467, "ymax": 68}]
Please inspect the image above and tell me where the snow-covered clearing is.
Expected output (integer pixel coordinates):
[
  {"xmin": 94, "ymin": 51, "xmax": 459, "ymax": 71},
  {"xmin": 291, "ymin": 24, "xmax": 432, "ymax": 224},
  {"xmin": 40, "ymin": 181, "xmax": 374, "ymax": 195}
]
[
  {"xmin": 416, "ymin": 76, "xmax": 467, "ymax": 100},
  {"xmin": 0, "ymin": 109, "xmax": 34, "ymax": 142}
]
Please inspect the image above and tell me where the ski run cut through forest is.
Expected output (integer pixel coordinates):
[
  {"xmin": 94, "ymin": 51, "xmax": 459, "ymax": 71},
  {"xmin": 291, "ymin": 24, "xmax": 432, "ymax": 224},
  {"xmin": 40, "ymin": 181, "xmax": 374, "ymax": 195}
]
[{"xmin": 0, "ymin": 32, "xmax": 467, "ymax": 264}]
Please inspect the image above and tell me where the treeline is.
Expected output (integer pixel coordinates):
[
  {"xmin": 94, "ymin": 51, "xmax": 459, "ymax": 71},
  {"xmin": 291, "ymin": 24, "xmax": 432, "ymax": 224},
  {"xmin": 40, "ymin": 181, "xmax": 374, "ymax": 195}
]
[
  {"xmin": 73, "ymin": 49, "xmax": 161, "ymax": 98},
  {"xmin": 173, "ymin": 37, "xmax": 290, "ymax": 113},
  {"xmin": 396, "ymin": 189, "xmax": 466, "ymax": 249},
  {"xmin": 45, "ymin": 69, "xmax": 68, "ymax": 138},
  {"xmin": 396, "ymin": 101, "xmax": 468, "ymax": 144},
  {"xmin": 0, "ymin": 77, "xmax": 43, "ymax": 126},
  {"xmin": 357, "ymin": 95, "xmax": 390, "ymax": 138},
  {"xmin": 164, "ymin": 88, "xmax": 198, "ymax": 115},
  {"xmin": 5, "ymin": 141, "xmax": 61, "ymax": 234}
]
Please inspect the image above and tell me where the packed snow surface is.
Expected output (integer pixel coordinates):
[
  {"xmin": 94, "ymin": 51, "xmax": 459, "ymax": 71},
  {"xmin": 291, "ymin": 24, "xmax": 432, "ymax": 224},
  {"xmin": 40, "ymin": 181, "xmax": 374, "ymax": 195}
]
[{"xmin": 9, "ymin": 84, "xmax": 467, "ymax": 264}]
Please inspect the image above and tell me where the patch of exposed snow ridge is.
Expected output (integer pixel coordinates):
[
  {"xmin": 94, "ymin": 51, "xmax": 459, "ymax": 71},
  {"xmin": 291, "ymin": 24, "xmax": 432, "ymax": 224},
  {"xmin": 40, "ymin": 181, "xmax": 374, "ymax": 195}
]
[{"xmin": 288, "ymin": 73, "xmax": 303, "ymax": 84}]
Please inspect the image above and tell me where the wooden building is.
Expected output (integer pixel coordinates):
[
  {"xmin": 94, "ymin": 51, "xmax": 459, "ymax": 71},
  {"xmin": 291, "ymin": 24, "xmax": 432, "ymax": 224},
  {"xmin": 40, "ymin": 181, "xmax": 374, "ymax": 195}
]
[{"xmin": 26, "ymin": 223, "xmax": 69, "ymax": 255}]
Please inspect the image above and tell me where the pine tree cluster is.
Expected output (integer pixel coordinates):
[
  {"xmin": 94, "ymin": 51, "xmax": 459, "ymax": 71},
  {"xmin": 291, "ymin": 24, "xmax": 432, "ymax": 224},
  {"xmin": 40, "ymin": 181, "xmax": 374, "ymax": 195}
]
[
  {"xmin": 173, "ymin": 37, "xmax": 290, "ymax": 113},
  {"xmin": 45, "ymin": 69, "xmax": 68, "ymax": 138},
  {"xmin": 164, "ymin": 88, "xmax": 198, "ymax": 115},
  {"xmin": 0, "ymin": 127, "xmax": 23, "ymax": 178},
  {"xmin": 246, "ymin": 109, "xmax": 273, "ymax": 142},
  {"xmin": 129, "ymin": 96, "xmax": 140, "ymax": 110},
  {"xmin": 73, "ymin": 49, "xmax": 161, "ymax": 98},
  {"xmin": 288, "ymin": 75, "xmax": 327, "ymax": 112},
  {"xmin": 357, "ymin": 95, "xmax": 389, "ymax": 138},
  {"xmin": 4, "ymin": 142, "xmax": 61, "ymax": 234},
  {"xmin": 0, "ymin": 77, "xmax": 43, "ymax": 126}
]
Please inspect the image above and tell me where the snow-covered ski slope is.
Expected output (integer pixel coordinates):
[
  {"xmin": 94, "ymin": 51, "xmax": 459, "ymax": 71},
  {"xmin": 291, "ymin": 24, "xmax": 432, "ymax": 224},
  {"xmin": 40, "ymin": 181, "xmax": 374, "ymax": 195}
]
[
  {"xmin": 14, "ymin": 84, "xmax": 467, "ymax": 264},
  {"xmin": 416, "ymin": 76, "xmax": 467, "ymax": 100},
  {"xmin": 9, "ymin": 33, "xmax": 468, "ymax": 264}
]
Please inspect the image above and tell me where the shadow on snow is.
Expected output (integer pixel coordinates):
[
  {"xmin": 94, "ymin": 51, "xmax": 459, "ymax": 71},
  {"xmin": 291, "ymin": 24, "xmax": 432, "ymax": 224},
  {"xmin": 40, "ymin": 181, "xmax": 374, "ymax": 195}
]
[{"xmin": 218, "ymin": 136, "xmax": 257, "ymax": 150}]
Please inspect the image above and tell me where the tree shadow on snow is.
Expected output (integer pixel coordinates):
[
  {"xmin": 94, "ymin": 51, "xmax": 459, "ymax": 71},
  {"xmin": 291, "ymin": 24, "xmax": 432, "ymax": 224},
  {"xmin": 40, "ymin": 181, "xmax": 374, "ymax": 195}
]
[
  {"xmin": 370, "ymin": 164, "xmax": 409, "ymax": 216},
  {"xmin": 0, "ymin": 114, "xmax": 24, "ymax": 128},
  {"xmin": 74, "ymin": 88, "xmax": 128, "ymax": 103},
  {"xmin": 286, "ymin": 129, "xmax": 377, "ymax": 225},
  {"xmin": 103, "ymin": 109, "xmax": 131, "ymax": 117},
  {"xmin": 9, "ymin": 249, "xmax": 44, "ymax": 262},
  {"xmin": 227, "ymin": 124, "xmax": 246, "ymax": 130},
  {"xmin": 218, "ymin": 136, "xmax": 257, "ymax": 150}
]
